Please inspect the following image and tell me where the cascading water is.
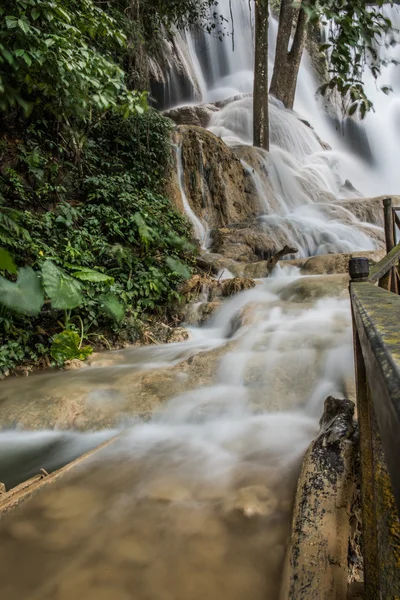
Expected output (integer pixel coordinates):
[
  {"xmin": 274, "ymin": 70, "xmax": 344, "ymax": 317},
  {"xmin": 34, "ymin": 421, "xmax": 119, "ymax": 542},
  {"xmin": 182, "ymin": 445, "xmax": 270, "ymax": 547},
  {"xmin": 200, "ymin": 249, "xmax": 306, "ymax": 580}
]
[
  {"xmin": 173, "ymin": 2, "xmax": 399, "ymax": 251},
  {"xmin": 1, "ymin": 3, "xmax": 397, "ymax": 597},
  {"xmin": 0, "ymin": 270, "xmax": 354, "ymax": 599},
  {"xmin": 175, "ymin": 143, "xmax": 209, "ymax": 248}
]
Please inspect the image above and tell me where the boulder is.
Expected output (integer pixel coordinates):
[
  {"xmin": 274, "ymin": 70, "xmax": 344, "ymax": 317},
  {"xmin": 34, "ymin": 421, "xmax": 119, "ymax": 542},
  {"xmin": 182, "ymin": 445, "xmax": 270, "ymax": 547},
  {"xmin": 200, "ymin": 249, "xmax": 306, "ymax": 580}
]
[
  {"xmin": 299, "ymin": 249, "xmax": 385, "ymax": 275},
  {"xmin": 279, "ymin": 274, "xmax": 349, "ymax": 303},
  {"xmin": 163, "ymin": 103, "xmax": 219, "ymax": 128},
  {"xmin": 211, "ymin": 224, "xmax": 292, "ymax": 263}
]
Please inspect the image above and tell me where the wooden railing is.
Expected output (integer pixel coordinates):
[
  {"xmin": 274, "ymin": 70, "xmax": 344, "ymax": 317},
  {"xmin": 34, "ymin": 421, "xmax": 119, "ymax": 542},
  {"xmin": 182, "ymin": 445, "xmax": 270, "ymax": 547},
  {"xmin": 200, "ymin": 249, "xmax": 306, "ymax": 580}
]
[{"xmin": 349, "ymin": 197, "xmax": 400, "ymax": 599}]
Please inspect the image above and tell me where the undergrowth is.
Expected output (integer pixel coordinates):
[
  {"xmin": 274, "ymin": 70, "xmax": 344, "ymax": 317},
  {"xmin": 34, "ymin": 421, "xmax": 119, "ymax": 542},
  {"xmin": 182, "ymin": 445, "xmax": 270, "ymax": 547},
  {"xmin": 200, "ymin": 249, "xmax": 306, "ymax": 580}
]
[{"xmin": 0, "ymin": 109, "xmax": 195, "ymax": 375}]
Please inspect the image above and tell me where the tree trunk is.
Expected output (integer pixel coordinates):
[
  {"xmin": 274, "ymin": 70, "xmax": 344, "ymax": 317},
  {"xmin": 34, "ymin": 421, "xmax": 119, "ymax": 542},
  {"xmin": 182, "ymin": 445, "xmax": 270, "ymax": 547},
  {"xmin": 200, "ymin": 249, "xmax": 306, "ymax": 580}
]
[
  {"xmin": 270, "ymin": 0, "xmax": 309, "ymax": 110},
  {"xmin": 253, "ymin": 0, "xmax": 269, "ymax": 150}
]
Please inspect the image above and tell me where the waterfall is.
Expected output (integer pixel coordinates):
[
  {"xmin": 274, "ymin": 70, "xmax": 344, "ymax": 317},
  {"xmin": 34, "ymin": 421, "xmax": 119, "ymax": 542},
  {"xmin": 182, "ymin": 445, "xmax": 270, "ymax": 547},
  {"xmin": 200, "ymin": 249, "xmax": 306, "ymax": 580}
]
[
  {"xmin": 165, "ymin": 1, "xmax": 400, "ymax": 242},
  {"xmin": 175, "ymin": 143, "xmax": 209, "ymax": 248}
]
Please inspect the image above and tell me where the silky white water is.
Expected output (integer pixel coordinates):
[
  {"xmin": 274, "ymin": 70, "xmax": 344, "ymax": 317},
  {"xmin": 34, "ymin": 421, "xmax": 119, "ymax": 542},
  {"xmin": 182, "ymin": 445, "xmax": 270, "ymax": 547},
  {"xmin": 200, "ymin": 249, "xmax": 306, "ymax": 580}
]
[
  {"xmin": 0, "ymin": 270, "xmax": 354, "ymax": 599},
  {"xmin": 171, "ymin": 2, "xmax": 397, "ymax": 251}
]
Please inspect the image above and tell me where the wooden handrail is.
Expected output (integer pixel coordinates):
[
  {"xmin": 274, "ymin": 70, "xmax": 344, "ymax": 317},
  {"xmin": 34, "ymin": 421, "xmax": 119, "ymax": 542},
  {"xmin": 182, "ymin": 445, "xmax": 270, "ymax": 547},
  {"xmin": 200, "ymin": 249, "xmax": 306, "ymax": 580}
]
[
  {"xmin": 349, "ymin": 257, "xmax": 400, "ymax": 599},
  {"xmin": 351, "ymin": 283, "xmax": 400, "ymax": 509},
  {"xmin": 368, "ymin": 242, "xmax": 400, "ymax": 283}
]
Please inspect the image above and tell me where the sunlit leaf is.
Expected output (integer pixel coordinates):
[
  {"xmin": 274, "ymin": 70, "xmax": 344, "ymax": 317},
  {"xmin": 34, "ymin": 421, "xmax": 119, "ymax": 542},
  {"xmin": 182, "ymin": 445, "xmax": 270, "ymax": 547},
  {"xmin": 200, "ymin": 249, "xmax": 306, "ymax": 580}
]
[{"xmin": 50, "ymin": 330, "xmax": 92, "ymax": 363}]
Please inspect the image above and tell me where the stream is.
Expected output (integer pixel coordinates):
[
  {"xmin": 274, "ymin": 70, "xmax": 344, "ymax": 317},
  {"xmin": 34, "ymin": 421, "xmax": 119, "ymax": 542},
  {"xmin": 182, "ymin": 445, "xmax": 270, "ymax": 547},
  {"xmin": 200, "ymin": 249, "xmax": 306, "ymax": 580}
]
[{"xmin": 0, "ymin": 269, "xmax": 354, "ymax": 599}]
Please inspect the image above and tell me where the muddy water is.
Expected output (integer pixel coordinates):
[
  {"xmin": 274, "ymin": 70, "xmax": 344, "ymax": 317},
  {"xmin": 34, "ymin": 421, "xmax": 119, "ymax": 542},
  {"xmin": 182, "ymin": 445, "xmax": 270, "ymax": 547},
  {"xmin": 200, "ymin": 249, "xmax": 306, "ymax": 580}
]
[{"xmin": 0, "ymin": 271, "xmax": 354, "ymax": 599}]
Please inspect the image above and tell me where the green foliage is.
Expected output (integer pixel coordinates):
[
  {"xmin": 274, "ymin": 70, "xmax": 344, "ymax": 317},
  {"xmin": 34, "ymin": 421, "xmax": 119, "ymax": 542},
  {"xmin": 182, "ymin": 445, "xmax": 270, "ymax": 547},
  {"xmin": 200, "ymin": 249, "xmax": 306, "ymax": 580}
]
[
  {"xmin": 0, "ymin": 267, "xmax": 43, "ymax": 316},
  {"xmin": 41, "ymin": 260, "xmax": 83, "ymax": 310},
  {"xmin": 50, "ymin": 330, "xmax": 92, "ymax": 364},
  {"xmin": 0, "ymin": 0, "xmax": 146, "ymax": 120},
  {"xmin": 0, "ymin": 247, "xmax": 17, "ymax": 274},
  {"xmin": 99, "ymin": 294, "xmax": 125, "ymax": 323},
  {"xmin": 305, "ymin": 0, "xmax": 395, "ymax": 117},
  {"xmin": 0, "ymin": 110, "xmax": 194, "ymax": 374}
]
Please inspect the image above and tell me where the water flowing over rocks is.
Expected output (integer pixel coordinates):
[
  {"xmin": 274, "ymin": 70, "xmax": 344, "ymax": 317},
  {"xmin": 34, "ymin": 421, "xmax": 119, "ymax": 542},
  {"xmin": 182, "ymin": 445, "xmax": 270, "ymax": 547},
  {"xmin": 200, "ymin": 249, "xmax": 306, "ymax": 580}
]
[
  {"xmin": 171, "ymin": 126, "xmax": 262, "ymax": 230},
  {"xmin": 3, "ymin": 1, "xmax": 399, "ymax": 595}
]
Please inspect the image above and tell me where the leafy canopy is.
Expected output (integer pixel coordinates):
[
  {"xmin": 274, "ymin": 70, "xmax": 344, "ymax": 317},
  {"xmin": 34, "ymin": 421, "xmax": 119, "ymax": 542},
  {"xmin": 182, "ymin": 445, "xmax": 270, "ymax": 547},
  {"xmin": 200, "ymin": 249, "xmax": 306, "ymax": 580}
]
[
  {"xmin": 0, "ymin": 0, "xmax": 146, "ymax": 119},
  {"xmin": 305, "ymin": 0, "xmax": 396, "ymax": 117}
]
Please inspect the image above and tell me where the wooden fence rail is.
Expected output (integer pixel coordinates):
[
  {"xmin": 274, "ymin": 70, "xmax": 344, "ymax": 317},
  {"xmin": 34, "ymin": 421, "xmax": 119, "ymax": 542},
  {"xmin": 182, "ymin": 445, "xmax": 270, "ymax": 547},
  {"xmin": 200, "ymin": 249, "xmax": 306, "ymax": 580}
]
[{"xmin": 349, "ymin": 197, "xmax": 400, "ymax": 599}]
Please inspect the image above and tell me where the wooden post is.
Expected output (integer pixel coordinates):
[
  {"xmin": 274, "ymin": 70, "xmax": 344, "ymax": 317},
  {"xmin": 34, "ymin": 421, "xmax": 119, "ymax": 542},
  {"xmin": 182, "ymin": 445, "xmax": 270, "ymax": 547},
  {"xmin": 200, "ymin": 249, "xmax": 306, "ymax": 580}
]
[
  {"xmin": 383, "ymin": 197, "xmax": 395, "ymax": 253},
  {"xmin": 349, "ymin": 257, "xmax": 370, "ymax": 282}
]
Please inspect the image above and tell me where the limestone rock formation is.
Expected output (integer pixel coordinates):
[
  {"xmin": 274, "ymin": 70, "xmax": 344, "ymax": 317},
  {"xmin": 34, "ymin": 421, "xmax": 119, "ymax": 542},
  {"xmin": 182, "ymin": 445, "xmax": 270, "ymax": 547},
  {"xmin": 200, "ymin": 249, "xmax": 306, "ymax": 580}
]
[
  {"xmin": 331, "ymin": 195, "xmax": 400, "ymax": 227},
  {"xmin": 163, "ymin": 103, "xmax": 219, "ymax": 128},
  {"xmin": 279, "ymin": 274, "xmax": 349, "ymax": 303},
  {"xmin": 299, "ymin": 249, "xmax": 385, "ymax": 275},
  {"xmin": 172, "ymin": 126, "xmax": 262, "ymax": 229},
  {"xmin": 210, "ymin": 223, "xmax": 294, "ymax": 262}
]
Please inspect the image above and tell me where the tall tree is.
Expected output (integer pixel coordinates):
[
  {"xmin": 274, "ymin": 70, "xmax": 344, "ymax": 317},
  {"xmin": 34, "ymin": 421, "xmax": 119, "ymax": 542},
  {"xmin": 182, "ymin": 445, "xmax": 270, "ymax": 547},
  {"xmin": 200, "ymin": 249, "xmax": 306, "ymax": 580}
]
[
  {"xmin": 253, "ymin": 0, "xmax": 269, "ymax": 149},
  {"xmin": 269, "ymin": 0, "xmax": 309, "ymax": 110},
  {"xmin": 252, "ymin": 0, "xmax": 395, "ymax": 150}
]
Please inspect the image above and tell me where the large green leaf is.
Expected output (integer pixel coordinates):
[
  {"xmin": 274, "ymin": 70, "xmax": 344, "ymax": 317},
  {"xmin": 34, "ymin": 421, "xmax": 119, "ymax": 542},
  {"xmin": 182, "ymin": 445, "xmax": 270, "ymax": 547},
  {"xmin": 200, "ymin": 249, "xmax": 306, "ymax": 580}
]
[
  {"xmin": 0, "ymin": 248, "xmax": 17, "ymax": 274},
  {"xmin": 99, "ymin": 294, "xmax": 125, "ymax": 322},
  {"xmin": 71, "ymin": 267, "xmax": 114, "ymax": 284},
  {"xmin": 42, "ymin": 260, "xmax": 82, "ymax": 309},
  {"xmin": 166, "ymin": 257, "xmax": 191, "ymax": 280},
  {"xmin": 50, "ymin": 330, "xmax": 92, "ymax": 363},
  {"xmin": 0, "ymin": 267, "xmax": 44, "ymax": 315}
]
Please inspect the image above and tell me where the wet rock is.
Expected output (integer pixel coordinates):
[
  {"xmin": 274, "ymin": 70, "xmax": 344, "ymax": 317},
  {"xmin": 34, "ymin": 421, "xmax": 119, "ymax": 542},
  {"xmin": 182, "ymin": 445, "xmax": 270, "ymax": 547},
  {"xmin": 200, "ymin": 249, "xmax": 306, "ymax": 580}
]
[
  {"xmin": 196, "ymin": 252, "xmax": 242, "ymax": 276},
  {"xmin": 140, "ymin": 322, "xmax": 190, "ymax": 345},
  {"xmin": 171, "ymin": 126, "xmax": 262, "ymax": 230},
  {"xmin": 183, "ymin": 301, "xmax": 222, "ymax": 326},
  {"xmin": 163, "ymin": 103, "xmax": 219, "ymax": 128},
  {"xmin": 279, "ymin": 274, "xmax": 349, "ymax": 303},
  {"xmin": 63, "ymin": 359, "xmax": 89, "ymax": 371},
  {"xmin": 211, "ymin": 224, "xmax": 290, "ymax": 263},
  {"xmin": 299, "ymin": 249, "xmax": 385, "ymax": 276},
  {"xmin": 280, "ymin": 397, "xmax": 357, "ymax": 600},
  {"xmin": 167, "ymin": 327, "xmax": 190, "ymax": 343},
  {"xmin": 221, "ymin": 485, "xmax": 278, "ymax": 519},
  {"xmin": 331, "ymin": 195, "xmax": 400, "ymax": 227},
  {"xmin": 220, "ymin": 277, "xmax": 256, "ymax": 297},
  {"xmin": 149, "ymin": 30, "xmax": 202, "ymax": 110}
]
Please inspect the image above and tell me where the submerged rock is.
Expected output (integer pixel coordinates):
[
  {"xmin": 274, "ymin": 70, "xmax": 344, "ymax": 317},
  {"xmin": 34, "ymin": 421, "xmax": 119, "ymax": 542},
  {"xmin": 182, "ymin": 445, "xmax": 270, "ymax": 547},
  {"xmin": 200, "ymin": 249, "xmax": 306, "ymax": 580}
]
[{"xmin": 221, "ymin": 485, "xmax": 278, "ymax": 519}]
